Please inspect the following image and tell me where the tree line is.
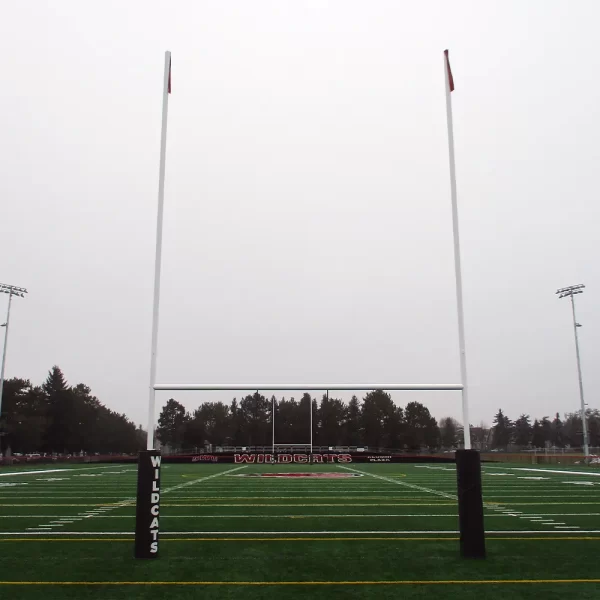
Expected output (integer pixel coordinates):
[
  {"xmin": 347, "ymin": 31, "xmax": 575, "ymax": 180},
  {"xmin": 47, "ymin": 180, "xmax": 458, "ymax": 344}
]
[
  {"xmin": 157, "ymin": 391, "xmax": 443, "ymax": 451},
  {"xmin": 0, "ymin": 366, "xmax": 145, "ymax": 455},
  {"xmin": 157, "ymin": 394, "xmax": 600, "ymax": 453},
  {"xmin": 491, "ymin": 409, "xmax": 600, "ymax": 450},
  {"xmin": 3, "ymin": 367, "xmax": 596, "ymax": 456}
]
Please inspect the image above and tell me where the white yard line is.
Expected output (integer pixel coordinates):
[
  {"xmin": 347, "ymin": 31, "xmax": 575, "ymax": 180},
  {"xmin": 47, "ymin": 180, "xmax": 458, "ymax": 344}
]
[
  {"xmin": 0, "ymin": 465, "xmax": 130, "ymax": 478},
  {"xmin": 6, "ymin": 511, "xmax": 596, "ymax": 519},
  {"xmin": 486, "ymin": 466, "xmax": 600, "ymax": 477},
  {"xmin": 23, "ymin": 465, "xmax": 248, "ymax": 533},
  {"xmin": 3, "ymin": 529, "xmax": 600, "ymax": 536},
  {"xmin": 337, "ymin": 466, "xmax": 457, "ymax": 500},
  {"xmin": 338, "ymin": 465, "xmax": 595, "ymax": 534}
]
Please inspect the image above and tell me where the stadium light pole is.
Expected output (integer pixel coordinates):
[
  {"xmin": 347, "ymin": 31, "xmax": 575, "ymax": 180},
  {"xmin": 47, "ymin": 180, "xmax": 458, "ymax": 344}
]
[
  {"xmin": 0, "ymin": 284, "xmax": 28, "ymax": 447},
  {"xmin": 556, "ymin": 284, "xmax": 589, "ymax": 459}
]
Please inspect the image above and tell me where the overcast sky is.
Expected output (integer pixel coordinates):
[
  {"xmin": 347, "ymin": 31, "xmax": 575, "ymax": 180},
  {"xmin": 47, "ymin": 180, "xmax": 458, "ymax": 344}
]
[{"xmin": 1, "ymin": 1, "xmax": 599, "ymax": 432}]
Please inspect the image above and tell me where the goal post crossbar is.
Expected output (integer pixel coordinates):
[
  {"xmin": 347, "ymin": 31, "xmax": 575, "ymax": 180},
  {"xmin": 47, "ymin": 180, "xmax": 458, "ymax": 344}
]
[{"xmin": 154, "ymin": 383, "xmax": 463, "ymax": 391}]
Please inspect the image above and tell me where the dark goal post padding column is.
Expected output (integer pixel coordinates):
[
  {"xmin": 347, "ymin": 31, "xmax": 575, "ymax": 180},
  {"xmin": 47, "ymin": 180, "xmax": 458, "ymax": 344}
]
[
  {"xmin": 134, "ymin": 450, "xmax": 161, "ymax": 559},
  {"xmin": 456, "ymin": 449, "xmax": 486, "ymax": 559}
]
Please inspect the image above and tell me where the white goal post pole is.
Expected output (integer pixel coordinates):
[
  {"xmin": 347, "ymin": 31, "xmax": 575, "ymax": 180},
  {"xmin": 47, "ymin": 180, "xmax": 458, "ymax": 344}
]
[
  {"xmin": 146, "ymin": 51, "xmax": 171, "ymax": 451},
  {"xmin": 444, "ymin": 50, "xmax": 472, "ymax": 450}
]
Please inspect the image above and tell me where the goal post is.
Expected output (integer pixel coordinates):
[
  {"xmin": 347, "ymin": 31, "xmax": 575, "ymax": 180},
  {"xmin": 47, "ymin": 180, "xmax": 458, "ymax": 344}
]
[{"xmin": 136, "ymin": 49, "xmax": 485, "ymax": 561}]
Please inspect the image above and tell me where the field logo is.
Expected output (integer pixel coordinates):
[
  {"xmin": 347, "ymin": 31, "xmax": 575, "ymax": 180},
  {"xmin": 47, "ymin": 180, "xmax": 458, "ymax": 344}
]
[{"xmin": 234, "ymin": 453, "xmax": 353, "ymax": 464}]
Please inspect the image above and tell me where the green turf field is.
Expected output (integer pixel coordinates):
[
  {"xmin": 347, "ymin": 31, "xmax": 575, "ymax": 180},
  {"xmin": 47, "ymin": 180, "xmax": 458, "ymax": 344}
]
[{"xmin": 1, "ymin": 461, "xmax": 600, "ymax": 599}]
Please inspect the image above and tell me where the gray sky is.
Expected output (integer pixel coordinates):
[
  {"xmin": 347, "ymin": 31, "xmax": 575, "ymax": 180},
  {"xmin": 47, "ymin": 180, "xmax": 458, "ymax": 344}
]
[{"xmin": 1, "ymin": 0, "xmax": 599, "ymax": 430}]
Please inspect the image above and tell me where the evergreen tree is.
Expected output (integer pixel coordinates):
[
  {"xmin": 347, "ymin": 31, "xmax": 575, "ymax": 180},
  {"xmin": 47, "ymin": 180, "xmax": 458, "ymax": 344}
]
[
  {"xmin": 540, "ymin": 416, "xmax": 552, "ymax": 446},
  {"xmin": 194, "ymin": 402, "xmax": 230, "ymax": 447},
  {"xmin": 491, "ymin": 409, "xmax": 512, "ymax": 449},
  {"xmin": 587, "ymin": 409, "xmax": 600, "ymax": 447},
  {"xmin": 239, "ymin": 392, "xmax": 271, "ymax": 446},
  {"xmin": 274, "ymin": 397, "xmax": 298, "ymax": 444},
  {"xmin": 361, "ymin": 390, "xmax": 396, "ymax": 449},
  {"xmin": 562, "ymin": 412, "xmax": 582, "ymax": 447},
  {"xmin": 439, "ymin": 417, "xmax": 459, "ymax": 448},
  {"xmin": 387, "ymin": 406, "xmax": 405, "ymax": 449},
  {"xmin": 513, "ymin": 414, "xmax": 532, "ymax": 447},
  {"xmin": 345, "ymin": 395, "xmax": 362, "ymax": 446},
  {"xmin": 156, "ymin": 398, "xmax": 188, "ymax": 449},
  {"xmin": 531, "ymin": 419, "xmax": 544, "ymax": 448},
  {"xmin": 316, "ymin": 394, "xmax": 347, "ymax": 446},
  {"xmin": 228, "ymin": 398, "xmax": 244, "ymax": 446},
  {"xmin": 551, "ymin": 413, "xmax": 564, "ymax": 447},
  {"xmin": 404, "ymin": 401, "xmax": 439, "ymax": 449},
  {"xmin": 43, "ymin": 366, "xmax": 76, "ymax": 453},
  {"xmin": 0, "ymin": 378, "xmax": 47, "ymax": 454}
]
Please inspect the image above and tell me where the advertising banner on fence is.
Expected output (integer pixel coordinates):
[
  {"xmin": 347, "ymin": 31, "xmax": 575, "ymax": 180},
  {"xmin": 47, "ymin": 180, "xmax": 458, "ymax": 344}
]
[{"xmin": 163, "ymin": 453, "xmax": 455, "ymax": 464}]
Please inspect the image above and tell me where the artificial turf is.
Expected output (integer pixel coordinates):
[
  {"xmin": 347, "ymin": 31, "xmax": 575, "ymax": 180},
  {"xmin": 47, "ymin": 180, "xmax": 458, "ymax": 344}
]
[{"xmin": 0, "ymin": 461, "xmax": 599, "ymax": 599}]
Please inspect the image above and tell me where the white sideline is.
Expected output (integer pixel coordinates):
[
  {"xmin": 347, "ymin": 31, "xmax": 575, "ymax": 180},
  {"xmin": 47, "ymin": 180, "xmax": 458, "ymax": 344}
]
[
  {"xmin": 1, "ymin": 529, "xmax": 600, "ymax": 536},
  {"xmin": 488, "ymin": 467, "xmax": 600, "ymax": 477},
  {"xmin": 1, "ymin": 512, "xmax": 599, "ymax": 519},
  {"xmin": 0, "ymin": 465, "xmax": 131, "ymax": 478}
]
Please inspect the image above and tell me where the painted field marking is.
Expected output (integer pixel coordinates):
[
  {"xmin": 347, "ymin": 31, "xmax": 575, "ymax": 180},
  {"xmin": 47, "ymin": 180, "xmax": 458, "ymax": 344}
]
[
  {"xmin": 488, "ymin": 467, "xmax": 600, "ymax": 477},
  {"xmin": 0, "ymin": 490, "xmax": 417, "ymax": 496},
  {"xmin": 485, "ymin": 502, "xmax": 600, "ymax": 506},
  {"xmin": 4, "ymin": 529, "xmax": 600, "ymax": 537},
  {"xmin": 98, "ymin": 513, "xmax": 457, "ymax": 519},
  {"xmin": 21, "ymin": 465, "xmax": 249, "ymax": 534},
  {"xmin": 341, "ymin": 466, "xmax": 600, "ymax": 532},
  {"xmin": 2, "ymin": 578, "xmax": 600, "ymax": 586},
  {"xmin": 0, "ymin": 513, "xmax": 533, "ymax": 519},
  {"xmin": 479, "ymin": 495, "xmax": 600, "ymax": 499},
  {"xmin": 0, "ymin": 579, "xmax": 600, "ymax": 587},
  {"xmin": 3, "ymin": 535, "xmax": 600, "ymax": 543},
  {"xmin": 161, "ymin": 503, "xmax": 457, "ymax": 507},
  {"xmin": 337, "ymin": 466, "xmax": 456, "ymax": 500},
  {"xmin": 564, "ymin": 482, "xmax": 595, "ymax": 486},
  {"xmin": 0, "ymin": 465, "xmax": 131, "ymax": 478}
]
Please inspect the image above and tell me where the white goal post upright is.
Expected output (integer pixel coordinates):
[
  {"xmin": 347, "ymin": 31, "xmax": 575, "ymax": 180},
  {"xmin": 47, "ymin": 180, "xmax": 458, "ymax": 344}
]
[
  {"xmin": 146, "ymin": 51, "xmax": 171, "ymax": 452},
  {"xmin": 444, "ymin": 50, "xmax": 472, "ymax": 450},
  {"xmin": 143, "ymin": 50, "xmax": 475, "ymax": 452}
]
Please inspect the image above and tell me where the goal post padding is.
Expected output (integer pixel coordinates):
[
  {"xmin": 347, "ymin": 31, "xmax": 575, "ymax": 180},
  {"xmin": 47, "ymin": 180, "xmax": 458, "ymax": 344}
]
[{"xmin": 134, "ymin": 450, "xmax": 162, "ymax": 559}]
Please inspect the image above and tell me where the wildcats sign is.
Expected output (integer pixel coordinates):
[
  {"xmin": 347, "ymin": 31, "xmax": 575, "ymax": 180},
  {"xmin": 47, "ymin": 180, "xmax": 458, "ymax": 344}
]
[
  {"xmin": 234, "ymin": 453, "xmax": 352, "ymax": 464},
  {"xmin": 134, "ymin": 450, "xmax": 161, "ymax": 559}
]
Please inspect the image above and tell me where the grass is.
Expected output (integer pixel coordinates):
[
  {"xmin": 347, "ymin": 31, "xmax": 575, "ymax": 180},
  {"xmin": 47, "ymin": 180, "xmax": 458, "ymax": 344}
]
[{"xmin": 0, "ymin": 461, "xmax": 599, "ymax": 599}]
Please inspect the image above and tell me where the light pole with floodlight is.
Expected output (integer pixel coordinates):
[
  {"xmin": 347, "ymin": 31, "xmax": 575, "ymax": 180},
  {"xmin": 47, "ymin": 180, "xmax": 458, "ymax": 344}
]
[
  {"xmin": 0, "ymin": 283, "xmax": 28, "ymax": 452},
  {"xmin": 556, "ymin": 284, "xmax": 589, "ymax": 459}
]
